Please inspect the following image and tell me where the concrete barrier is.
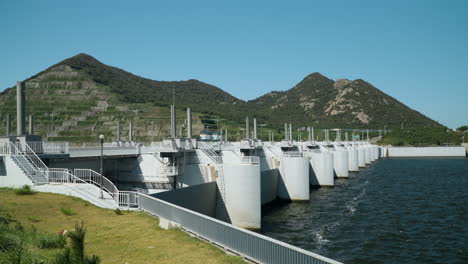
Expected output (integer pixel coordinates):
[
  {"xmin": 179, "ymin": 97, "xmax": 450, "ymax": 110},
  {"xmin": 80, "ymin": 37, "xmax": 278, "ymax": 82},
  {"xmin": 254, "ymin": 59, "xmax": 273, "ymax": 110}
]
[
  {"xmin": 347, "ymin": 147, "xmax": 359, "ymax": 172},
  {"xmin": 333, "ymin": 149, "xmax": 349, "ymax": 177},
  {"xmin": 387, "ymin": 147, "xmax": 466, "ymax": 157}
]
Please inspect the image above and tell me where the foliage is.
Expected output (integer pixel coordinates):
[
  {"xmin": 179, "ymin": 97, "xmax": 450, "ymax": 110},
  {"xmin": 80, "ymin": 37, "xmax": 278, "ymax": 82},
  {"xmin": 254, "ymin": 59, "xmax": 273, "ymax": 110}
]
[
  {"xmin": 457, "ymin": 125, "xmax": 468, "ymax": 131},
  {"xmin": 52, "ymin": 222, "xmax": 101, "ymax": 264},
  {"xmin": 36, "ymin": 233, "xmax": 66, "ymax": 249},
  {"xmin": 0, "ymin": 189, "xmax": 246, "ymax": 264},
  {"xmin": 113, "ymin": 208, "xmax": 123, "ymax": 215},
  {"xmin": 14, "ymin": 185, "xmax": 35, "ymax": 196},
  {"xmin": 60, "ymin": 207, "xmax": 76, "ymax": 216},
  {"xmin": 379, "ymin": 127, "xmax": 463, "ymax": 146}
]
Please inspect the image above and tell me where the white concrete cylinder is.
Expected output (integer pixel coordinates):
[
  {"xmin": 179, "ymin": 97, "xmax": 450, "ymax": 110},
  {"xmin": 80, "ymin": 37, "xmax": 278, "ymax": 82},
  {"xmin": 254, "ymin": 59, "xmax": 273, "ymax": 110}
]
[
  {"xmin": 224, "ymin": 163, "xmax": 261, "ymax": 230},
  {"xmin": 357, "ymin": 147, "xmax": 366, "ymax": 167},
  {"xmin": 365, "ymin": 147, "xmax": 371, "ymax": 164},
  {"xmin": 278, "ymin": 157, "xmax": 309, "ymax": 201},
  {"xmin": 347, "ymin": 147, "xmax": 359, "ymax": 172},
  {"xmin": 309, "ymin": 151, "xmax": 334, "ymax": 187},
  {"xmin": 333, "ymin": 149, "xmax": 349, "ymax": 177}
]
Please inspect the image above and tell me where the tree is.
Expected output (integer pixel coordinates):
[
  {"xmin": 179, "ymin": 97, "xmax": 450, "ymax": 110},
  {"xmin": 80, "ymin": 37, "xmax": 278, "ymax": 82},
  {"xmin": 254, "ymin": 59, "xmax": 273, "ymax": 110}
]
[
  {"xmin": 53, "ymin": 222, "xmax": 100, "ymax": 264},
  {"xmin": 457, "ymin": 125, "xmax": 468, "ymax": 131}
]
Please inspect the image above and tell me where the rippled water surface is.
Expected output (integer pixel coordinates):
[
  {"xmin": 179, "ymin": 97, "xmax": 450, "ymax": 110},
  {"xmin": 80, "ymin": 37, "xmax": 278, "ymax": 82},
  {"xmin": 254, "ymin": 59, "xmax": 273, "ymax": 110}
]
[{"xmin": 262, "ymin": 158, "xmax": 468, "ymax": 264}]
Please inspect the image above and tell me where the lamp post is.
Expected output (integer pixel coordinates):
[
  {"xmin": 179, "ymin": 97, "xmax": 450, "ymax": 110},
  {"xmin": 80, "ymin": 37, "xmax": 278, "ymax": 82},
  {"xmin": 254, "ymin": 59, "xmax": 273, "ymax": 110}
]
[{"xmin": 99, "ymin": 134, "xmax": 105, "ymax": 199}]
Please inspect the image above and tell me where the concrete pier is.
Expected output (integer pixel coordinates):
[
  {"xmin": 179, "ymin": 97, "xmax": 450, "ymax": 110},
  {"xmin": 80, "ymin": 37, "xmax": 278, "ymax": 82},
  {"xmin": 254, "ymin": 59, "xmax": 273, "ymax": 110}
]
[
  {"xmin": 16, "ymin": 81, "xmax": 26, "ymax": 136},
  {"xmin": 278, "ymin": 156, "xmax": 309, "ymax": 201},
  {"xmin": 333, "ymin": 148, "xmax": 349, "ymax": 178},
  {"xmin": 309, "ymin": 151, "xmax": 334, "ymax": 186},
  {"xmin": 224, "ymin": 163, "xmax": 261, "ymax": 230},
  {"xmin": 347, "ymin": 145, "xmax": 359, "ymax": 172},
  {"xmin": 357, "ymin": 146, "xmax": 366, "ymax": 167}
]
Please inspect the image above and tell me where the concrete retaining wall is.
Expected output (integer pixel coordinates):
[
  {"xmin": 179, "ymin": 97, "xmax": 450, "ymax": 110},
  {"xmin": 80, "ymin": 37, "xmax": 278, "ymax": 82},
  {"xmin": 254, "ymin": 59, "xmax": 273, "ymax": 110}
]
[
  {"xmin": 0, "ymin": 156, "xmax": 34, "ymax": 187},
  {"xmin": 387, "ymin": 147, "xmax": 466, "ymax": 157},
  {"xmin": 152, "ymin": 182, "xmax": 217, "ymax": 218}
]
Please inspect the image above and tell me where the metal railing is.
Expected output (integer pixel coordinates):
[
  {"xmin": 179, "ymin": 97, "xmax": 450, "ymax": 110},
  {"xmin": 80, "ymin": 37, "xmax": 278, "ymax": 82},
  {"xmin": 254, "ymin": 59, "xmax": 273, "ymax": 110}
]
[
  {"xmin": 139, "ymin": 194, "xmax": 341, "ymax": 264},
  {"xmin": 74, "ymin": 169, "xmax": 119, "ymax": 199},
  {"xmin": 118, "ymin": 191, "xmax": 139, "ymax": 208},
  {"xmin": 241, "ymin": 156, "xmax": 260, "ymax": 165},
  {"xmin": 282, "ymin": 151, "xmax": 304, "ymax": 157},
  {"xmin": 158, "ymin": 166, "xmax": 178, "ymax": 176}
]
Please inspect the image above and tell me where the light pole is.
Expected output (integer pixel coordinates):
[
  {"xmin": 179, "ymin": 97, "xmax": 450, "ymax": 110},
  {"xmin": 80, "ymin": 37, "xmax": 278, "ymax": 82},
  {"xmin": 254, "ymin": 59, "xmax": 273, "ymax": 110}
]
[{"xmin": 99, "ymin": 134, "xmax": 105, "ymax": 199}]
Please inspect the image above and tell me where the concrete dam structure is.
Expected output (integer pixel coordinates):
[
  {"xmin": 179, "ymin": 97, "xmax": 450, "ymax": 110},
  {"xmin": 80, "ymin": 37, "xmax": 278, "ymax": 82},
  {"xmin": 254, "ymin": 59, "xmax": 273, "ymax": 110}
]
[{"xmin": 1, "ymin": 81, "xmax": 465, "ymax": 263}]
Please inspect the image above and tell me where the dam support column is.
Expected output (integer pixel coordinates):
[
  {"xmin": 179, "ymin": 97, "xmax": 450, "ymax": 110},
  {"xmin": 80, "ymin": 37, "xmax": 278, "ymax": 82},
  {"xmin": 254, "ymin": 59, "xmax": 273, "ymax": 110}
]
[
  {"xmin": 365, "ymin": 146, "xmax": 371, "ymax": 165},
  {"xmin": 333, "ymin": 149, "xmax": 349, "ymax": 177},
  {"xmin": 278, "ymin": 156, "xmax": 309, "ymax": 201},
  {"xmin": 223, "ymin": 163, "xmax": 261, "ymax": 230},
  {"xmin": 347, "ymin": 146, "xmax": 359, "ymax": 172},
  {"xmin": 309, "ymin": 151, "xmax": 334, "ymax": 186},
  {"xmin": 357, "ymin": 146, "xmax": 366, "ymax": 167}
]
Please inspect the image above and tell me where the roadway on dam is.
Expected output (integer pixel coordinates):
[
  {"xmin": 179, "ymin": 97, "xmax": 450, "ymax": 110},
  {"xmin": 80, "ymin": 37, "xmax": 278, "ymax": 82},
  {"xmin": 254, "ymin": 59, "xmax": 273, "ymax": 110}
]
[{"xmin": 261, "ymin": 158, "xmax": 468, "ymax": 264}]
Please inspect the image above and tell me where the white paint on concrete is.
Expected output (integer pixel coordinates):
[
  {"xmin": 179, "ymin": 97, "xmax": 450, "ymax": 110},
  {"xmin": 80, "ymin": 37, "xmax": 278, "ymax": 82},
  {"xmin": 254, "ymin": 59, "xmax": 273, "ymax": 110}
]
[
  {"xmin": 224, "ymin": 163, "xmax": 261, "ymax": 230},
  {"xmin": 278, "ymin": 156, "xmax": 310, "ymax": 201},
  {"xmin": 387, "ymin": 147, "xmax": 466, "ymax": 157}
]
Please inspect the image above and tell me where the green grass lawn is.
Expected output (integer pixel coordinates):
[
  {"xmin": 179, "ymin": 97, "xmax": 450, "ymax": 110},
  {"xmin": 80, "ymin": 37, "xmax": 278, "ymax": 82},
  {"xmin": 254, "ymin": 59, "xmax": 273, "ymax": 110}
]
[{"xmin": 0, "ymin": 188, "xmax": 245, "ymax": 264}]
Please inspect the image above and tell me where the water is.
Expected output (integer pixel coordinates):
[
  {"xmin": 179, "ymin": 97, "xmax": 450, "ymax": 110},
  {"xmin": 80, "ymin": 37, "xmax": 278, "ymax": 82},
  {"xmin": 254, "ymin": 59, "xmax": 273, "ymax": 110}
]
[{"xmin": 262, "ymin": 158, "xmax": 468, "ymax": 264}]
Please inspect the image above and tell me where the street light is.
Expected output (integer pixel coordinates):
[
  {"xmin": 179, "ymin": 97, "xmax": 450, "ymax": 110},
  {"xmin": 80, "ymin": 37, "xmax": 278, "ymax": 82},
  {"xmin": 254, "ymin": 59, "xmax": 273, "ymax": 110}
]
[{"xmin": 99, "ymin": 134, "xmax": 105, "ymax": 199}]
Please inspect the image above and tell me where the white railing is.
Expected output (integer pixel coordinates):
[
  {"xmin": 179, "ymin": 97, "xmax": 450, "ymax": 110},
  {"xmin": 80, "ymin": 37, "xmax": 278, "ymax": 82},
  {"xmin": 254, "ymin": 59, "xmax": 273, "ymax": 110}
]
[
  {"xmin": 73, "ymin": 169, "xmax": 138, "ymax": 208},
  {"xmin": 139, "ymin": 174, "xmax": 174, "ymax": 183},
  {"xmin": 241, "ymin": 156, "xmax": 260, "ymax": 165},
  {"xmin": 74, "ymin": 169, "xmax": 119, "ymax": 199},
  {"xmin": 118, "ymin": 191, "xmax": 139, "ymax": 208},
  {"xmin": 158, "ymin": 166, "xmax": 178, "ymax": 176},
  {"xmin": 43, "ymin": 142, "xmax": 69, "ymax": 154},
  {"xmin": 282, "ymin": 151, "xmax": 303, "ymax": 157}
]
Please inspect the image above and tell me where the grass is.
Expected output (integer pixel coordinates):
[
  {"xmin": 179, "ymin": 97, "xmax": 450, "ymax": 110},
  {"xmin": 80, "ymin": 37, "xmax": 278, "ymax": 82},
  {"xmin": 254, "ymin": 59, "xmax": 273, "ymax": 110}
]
[
  {"xmin": 60, "ymin": 207, "xmax": 77, "ymax": 216},
  {"xmin": 0, "ymin": 188, "xmax": 245, "ymax": 264}
]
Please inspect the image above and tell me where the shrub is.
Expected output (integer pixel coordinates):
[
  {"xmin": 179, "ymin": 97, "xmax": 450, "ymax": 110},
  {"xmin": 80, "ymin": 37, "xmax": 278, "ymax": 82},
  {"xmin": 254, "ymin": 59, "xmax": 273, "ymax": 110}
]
[
  {"xmin": 60, "ymin": 207, "xmax": 76, "ymax": 216},
  {"xmin": 15, "ymin": 185, "xmax": 35, "ymax": 195},
  {"xmin": 36, "ymin": 233, "xmax": 66, "ymax": 249},
  {"xmin": 114, "ymin": 208, "xmax": 123, "ymax": 215}
]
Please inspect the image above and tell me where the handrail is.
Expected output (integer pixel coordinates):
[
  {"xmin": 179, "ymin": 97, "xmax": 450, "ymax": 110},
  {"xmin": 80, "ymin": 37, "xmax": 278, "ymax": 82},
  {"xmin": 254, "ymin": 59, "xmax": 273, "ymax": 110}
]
[
  {"xmin": 241, "ymin": 156, "xmax": 260, "ymax": 165},
  {"xmin": 139, "ymin": 194, "xmax": 342, "ymax": 264},
  {"xmin": 282, "ymin": 151, "xmax": 303, "ymax": 157},
  {"xmin": 22, "ymin": 143, "xmax": 49, "ymax": 172},
  {"xmin": 74, "ymin": 169, "xmax": 119, "ymax": 199},
  {"xmin": 8, "ymin": 142, "xmax": 48, "ymax": 184}
]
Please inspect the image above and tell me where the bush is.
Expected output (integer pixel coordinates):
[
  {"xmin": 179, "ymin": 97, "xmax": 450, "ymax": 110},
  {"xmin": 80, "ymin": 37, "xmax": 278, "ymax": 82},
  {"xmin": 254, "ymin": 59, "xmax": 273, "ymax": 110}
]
[
  {"xmin": 15, "ymin": 185, "xmax": 35, "ymax": 195},
  {"xmin": 36, "ymin": 233, "xmax": 66, "ymax": 249},
  {"xmin": 114, "ymin": 208, "xmax": 123, "ymax": 215},
  {"xmin": 60, "ymin": 207, "xmax": 76, "ymax": 216}
]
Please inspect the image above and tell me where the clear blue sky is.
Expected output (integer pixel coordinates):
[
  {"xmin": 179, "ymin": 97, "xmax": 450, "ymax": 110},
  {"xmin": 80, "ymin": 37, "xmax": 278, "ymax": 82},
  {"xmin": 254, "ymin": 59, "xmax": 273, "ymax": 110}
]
[{"xmin": 1, "ymin": 0, "xmax": 467, "ymax": 128}]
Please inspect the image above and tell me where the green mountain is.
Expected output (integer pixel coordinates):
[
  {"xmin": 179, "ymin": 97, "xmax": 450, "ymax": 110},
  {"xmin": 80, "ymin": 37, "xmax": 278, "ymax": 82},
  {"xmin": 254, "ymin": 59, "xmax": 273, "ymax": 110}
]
[{"xmin": 0, "ymin": 53, "xmax": 440, "ymax": 143}]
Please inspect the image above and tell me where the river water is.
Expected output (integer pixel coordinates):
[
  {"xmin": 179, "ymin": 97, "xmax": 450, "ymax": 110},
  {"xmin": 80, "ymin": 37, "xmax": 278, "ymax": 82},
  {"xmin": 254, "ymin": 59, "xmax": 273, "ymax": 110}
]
[{"xmin": 262, "ymin": 158, "xmax": 468, "ymax": 264}]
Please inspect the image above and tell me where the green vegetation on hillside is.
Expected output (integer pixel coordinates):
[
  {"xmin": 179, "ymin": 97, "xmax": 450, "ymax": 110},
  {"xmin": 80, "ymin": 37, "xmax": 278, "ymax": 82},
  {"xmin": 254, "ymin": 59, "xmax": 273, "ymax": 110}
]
[
  {"xmin": 0, "ymin": 53, "xmax": 442, "ymax": 143},
  {"xmin": 0, "ymin": 188, "xmax": 245, "ymax": 264},
  {"xmin": 378, "ymin": 127, "xmax": 464, "ymax": 146}
]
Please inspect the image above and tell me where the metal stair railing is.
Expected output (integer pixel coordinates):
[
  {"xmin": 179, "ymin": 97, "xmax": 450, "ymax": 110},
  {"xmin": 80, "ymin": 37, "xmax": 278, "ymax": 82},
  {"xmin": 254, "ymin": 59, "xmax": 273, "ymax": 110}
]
[
  {"xmin": 8, "ymin": 142, "xmax": 48, "ymax": 184},
  {"xmin": 73, "ymin": 169, "xmax": 138, "ymax": 208},
  {"xmin": 74, "ymin": 169, "xmax": 119, "ymax": 200},
  {"xmin": 48, "ymin": 169, "xmax": 117, "ymax": 207},
  {"xmin": 197, "ymin": 142, "xmax": 226, "ymax": 201}
]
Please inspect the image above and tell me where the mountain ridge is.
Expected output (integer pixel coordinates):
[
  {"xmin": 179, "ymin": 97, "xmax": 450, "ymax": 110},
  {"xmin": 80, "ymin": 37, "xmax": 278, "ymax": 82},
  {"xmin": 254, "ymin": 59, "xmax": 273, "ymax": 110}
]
[{"xmin": 0, "ymin": 53, "xmax": 441, "ymax": 137}]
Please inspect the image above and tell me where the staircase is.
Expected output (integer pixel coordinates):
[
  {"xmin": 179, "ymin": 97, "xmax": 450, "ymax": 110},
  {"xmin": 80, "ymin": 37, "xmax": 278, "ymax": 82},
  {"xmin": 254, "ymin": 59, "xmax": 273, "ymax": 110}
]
[
  {"xmin": 197, "ymin": 143, "xmax": 226, "ymax": 202},
  {"xmin": 4, "ymin": 142, "xmax": 133, "ymax": 209}
]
